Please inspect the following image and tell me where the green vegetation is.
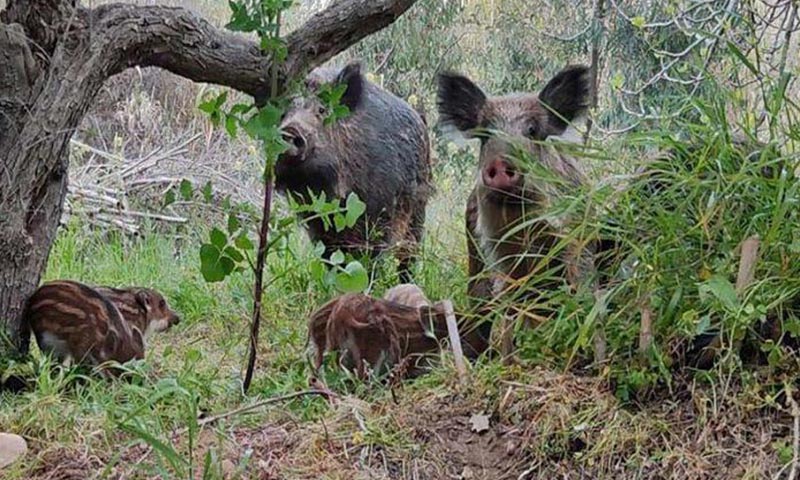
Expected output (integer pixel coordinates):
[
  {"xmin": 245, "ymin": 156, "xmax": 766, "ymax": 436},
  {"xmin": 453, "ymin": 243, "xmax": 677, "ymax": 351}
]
[{"xmin": 2, "ymin": 0, "xmax": 800, "ymax": 478}]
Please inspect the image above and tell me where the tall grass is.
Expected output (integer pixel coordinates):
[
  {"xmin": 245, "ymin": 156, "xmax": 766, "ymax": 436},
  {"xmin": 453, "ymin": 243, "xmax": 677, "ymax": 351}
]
[{"xmin": 3, "ymin": 0, "xmax": 799, "ymax": 477}]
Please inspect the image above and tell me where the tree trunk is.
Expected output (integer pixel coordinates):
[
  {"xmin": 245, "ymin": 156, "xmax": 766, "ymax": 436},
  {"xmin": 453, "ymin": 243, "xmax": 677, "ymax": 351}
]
[{"xmin": 0, "ymin": 0, "xmax": 420, "ymax": 355}]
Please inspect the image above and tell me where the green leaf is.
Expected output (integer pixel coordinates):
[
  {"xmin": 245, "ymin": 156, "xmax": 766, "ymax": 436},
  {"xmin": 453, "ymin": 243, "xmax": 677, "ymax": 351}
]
[
  {"xmin": 227, "ymin": 214, "xmax": 240, "ymax": 235},
  {"xmin": 199, "ymin": 244, "xmax": 225, "ymax": 282},
  {"xmin": 610, "ymin": 71, "xmax": 624, "ymax": 90},
  {"xmin": 260, "ymin": 37, "xmax": 287, "ymax": 60},
  {"xmin": 230, "ymin": 103, "xmax": 253, "ymax": 116},
  {"xmin": 199, "ymin": 92, "xmax": 228, "ymax": 126},
  {"xmin": 200, "ymin": 243, "xmax": 219, "ymax": 265},
  {"xmin": 225, "ymin": 115, "xmax": 238, "ymax": 137},
  {"xmin": 726, "ymin": 41, "xmax": 759, "ymax": 75},
  {"xmin": 345, "ymin": 192, "xmax": 366, "ymax": 227},
  {"xmin": 202, "ymin": 451, "xmax": 214, "ymax": 480},
  {"xmin": 243, "ymin": 104, "xmax": 283, "ymax": 140},
  {"xmin": 163, "ymin": 189, "xmax": 176, "ymax": 207},
  {"xmin": 335, "ymin": 261, "xmax": 369, "ymax": 292},
  {"xmin": 201, "ymin": 181, "xmax": 214, "ymax": 203},
  {"xmin": 695, "ymin": 315, "xmax": 711, "ymax": 336},
  {"xmin": 789, "ymin": 229, "xmax": 800, "ymax": 253},
  {"xmin": 309, "ymin": 259, "xmax": 325, "ymax": 281},
  {"xmin": 224, "ymin": 246, "xmax": 244, "ymax": 263},
  {"xmin": 631, "ymin": 16, "xmax": 646, "ymax": 28},
  {"xmin": 767, "ymin": 343, "xmax": 783, "ymax": 367},
  {"xmin": 227, "ymin": 1, "xmax": 261, "ymax": 32},
  {"xmin": 329, "ymin": 250, "xmax": 345, "ymax": 265},
  {"xmin": 120, "ymin": 423, "xmax": 187, "ymax": 475},
  {"xmin": 180, "ymin": 179, "xmax": 193, "ymax": 201},
  {"xmin": 333, "ymin": 213, "xmax": 347, "ymax": 232},
  {"xmin": 235, "ymin": 234, "xmax": 255, "ymax": 251},
  {"xmin": 699, "ymin": 275, "xmax": 739, "ymax": 311},
  {"xmin": 219, "ymin": 256, "xmax": 235, "ymax": 275},
  {"xmin": 210, "ymin": 228, "xmax": 227, "ymax": 250},
  {"xmin": 185, "ymin": 348, "xmax": 201, "ymax": 363},
  {"xmin": 786, "ymin": 319, "xmax": 800, "ymax": 338}
]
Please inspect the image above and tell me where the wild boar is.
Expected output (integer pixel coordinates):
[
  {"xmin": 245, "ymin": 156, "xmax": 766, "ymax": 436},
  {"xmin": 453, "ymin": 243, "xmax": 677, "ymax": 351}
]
[
  {"xmin": 277, "ymin": 62, "xmax": 432, "ymax": 282},
  {"xmin": 308, "ymin": 292, "xmax": 491, "ymax": 379},
  {"xmin": 19, "ymin": 281, "xmax": 179, "ymax": 375},
  {"xmin": 436, "ymin": 65, "xmax": 598, "ymax": 356}
]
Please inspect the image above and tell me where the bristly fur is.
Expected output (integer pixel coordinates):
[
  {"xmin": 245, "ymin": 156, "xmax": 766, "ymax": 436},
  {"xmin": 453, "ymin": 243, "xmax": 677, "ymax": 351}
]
[
  {"xmin": 437, "ymin": 72, "xmax": 487, "ymax": 134},
  {"xmin": 538, "ymin": 64, "xmax": 591, "ymax": 131},
  {"xmin": 335, "ymin": 62, "xmax": 365, "ymax": 111}
]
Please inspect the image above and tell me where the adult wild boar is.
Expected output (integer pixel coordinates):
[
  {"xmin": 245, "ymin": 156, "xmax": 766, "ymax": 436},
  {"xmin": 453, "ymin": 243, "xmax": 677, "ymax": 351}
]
[
  {"xmin": 436, "ymin": 65, "xmax": 598, "ymax": 356},
  {"xmin": 277, "ymin": 62, "xmax": 431, "ymax": 281}
]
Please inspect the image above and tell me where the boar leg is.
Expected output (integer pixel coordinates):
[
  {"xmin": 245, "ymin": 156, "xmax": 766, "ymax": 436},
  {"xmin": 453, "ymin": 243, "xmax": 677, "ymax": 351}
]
[
  {"xmin": 399, "ymin": 199, "xmax": 427, "ymax": 283},
  {"xmin": 390, "ymin": 200, "xmax": 416, "ymax": 283}
]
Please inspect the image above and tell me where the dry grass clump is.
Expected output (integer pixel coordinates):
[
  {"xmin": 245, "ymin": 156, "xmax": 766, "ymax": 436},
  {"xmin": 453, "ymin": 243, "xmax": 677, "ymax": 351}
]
[{"xmin": 224, "ymin": 366, "xmax": 792, "ymax": 479}]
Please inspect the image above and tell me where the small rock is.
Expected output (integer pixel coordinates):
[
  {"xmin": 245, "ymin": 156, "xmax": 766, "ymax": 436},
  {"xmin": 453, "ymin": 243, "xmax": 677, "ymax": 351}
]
[
  {"xmin": 460, "ymin": 466, "xmax": 475, "ymax": 479},
  {"xmin": 0, "ymin": 433, "xmax": 27, "ymax": 469},
  {"xmin": 505, "ymin": 439, "xmax": 517, "ymax": 456}
]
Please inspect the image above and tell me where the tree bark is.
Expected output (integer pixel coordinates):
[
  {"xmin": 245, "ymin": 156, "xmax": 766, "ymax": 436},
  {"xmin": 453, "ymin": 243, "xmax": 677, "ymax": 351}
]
[{"xmin": 0, "ymin": 0, "xmax": 420, "ymax": 354}]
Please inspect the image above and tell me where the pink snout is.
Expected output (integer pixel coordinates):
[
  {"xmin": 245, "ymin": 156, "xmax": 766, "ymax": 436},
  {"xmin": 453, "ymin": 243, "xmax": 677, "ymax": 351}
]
[{"xmin": 482, "ymin": 159, "xmax": 520, "ymax": 191}]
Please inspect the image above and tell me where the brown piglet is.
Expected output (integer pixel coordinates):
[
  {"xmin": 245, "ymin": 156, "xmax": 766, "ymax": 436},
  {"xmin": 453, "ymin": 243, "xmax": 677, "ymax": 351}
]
[{"xmin": 20, "ymin": 281, "xmax": 179, "ymax": 375}]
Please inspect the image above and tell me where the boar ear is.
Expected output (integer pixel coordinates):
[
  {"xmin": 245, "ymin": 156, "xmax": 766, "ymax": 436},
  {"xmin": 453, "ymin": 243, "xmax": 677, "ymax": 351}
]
[
  {"xmin": 538, "ymin": 65, "xmax": 591, "ymax": 132},
  {"xmin": 135, "ymin": 290, "xmax": 151, "ymax": 312},
  {"xmin": 335, "ymin": 62, "xmax": 364, "ymax": 111},
  {"xmin": 437, "ymin": 73, "xmax": 487, "ymax": 135}
]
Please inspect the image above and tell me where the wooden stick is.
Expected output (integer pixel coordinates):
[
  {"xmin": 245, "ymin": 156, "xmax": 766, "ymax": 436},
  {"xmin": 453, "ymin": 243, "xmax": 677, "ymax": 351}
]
[
  {"xmin": 197, "ymin": 389, "xmax": 335, "ymax": 427},
  {"xmin": 788, "ymin": 386, "xmax": 800, "ymax": 480},
  {"xmin": 593, "ymin": 288, "xmax": 609, "ymax": 364},
  {"xmin": 499, "ymin": 312, "xmax": 516, "ymax": 364},
  {"xmin": 442, "ymin": 300, "xmax": 467, "ymax": 383},
  {"xmin": 736, "ymin": 235, "xmax": 760, "ymax": 294},
  {"xmin": 639, "ymin": 298, "xmax": 653, "ymax": 354}
]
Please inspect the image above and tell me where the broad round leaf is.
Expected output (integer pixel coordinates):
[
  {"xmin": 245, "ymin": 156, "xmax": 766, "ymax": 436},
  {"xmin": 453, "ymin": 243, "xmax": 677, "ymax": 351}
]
[
  {"xmin": 210, "ymin": 228, "xmax": 227, "ymax": 250},
  {"xmin": 335, "ymin": 261, "xmax": 369, "ymax": 292}
]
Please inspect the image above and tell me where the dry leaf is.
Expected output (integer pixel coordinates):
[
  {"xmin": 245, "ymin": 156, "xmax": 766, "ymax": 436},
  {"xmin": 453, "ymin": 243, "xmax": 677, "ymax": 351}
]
[{"xmin": 469, "ymin": 412, "xmax": 490, "ymax": 434}]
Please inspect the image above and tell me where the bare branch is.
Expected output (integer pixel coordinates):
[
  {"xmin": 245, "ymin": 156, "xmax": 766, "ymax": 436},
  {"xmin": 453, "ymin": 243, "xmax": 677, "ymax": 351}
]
[{"xmin": 93, "ymin": 0, "xmax": 419, "ymax": 99}]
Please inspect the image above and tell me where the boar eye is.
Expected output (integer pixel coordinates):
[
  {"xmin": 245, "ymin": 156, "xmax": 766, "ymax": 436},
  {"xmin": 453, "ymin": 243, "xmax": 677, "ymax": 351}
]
[
  {"xmin": 525, "ymin": 124, "xmax": 538, "ymax": 139},
  {"xmin": 318, "ymin": 106, "xmax": 327, "ymax": 116}
]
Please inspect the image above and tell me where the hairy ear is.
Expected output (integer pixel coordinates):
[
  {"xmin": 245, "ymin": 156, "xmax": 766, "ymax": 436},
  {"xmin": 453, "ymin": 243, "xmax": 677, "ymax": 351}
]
[
  {"xmin": 538, "ymin": 65, "xmax": 591, "ymax": 132},
  {"xmin": 335, "ymin": 62, "xmax": 364, "ymax": 111},
  {"xmin": 437, "ymin": 72, "xmax": 487, "ymax": 135},
  {"xmin": 135, "ymin": 291, "xmax": 151, "ymax": 312}
]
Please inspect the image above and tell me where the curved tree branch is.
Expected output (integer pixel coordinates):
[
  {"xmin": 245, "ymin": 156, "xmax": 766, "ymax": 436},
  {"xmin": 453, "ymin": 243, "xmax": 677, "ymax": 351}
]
[{"xmin": 5, "ymin": 0, "xmax": 419, "ymax": 99}]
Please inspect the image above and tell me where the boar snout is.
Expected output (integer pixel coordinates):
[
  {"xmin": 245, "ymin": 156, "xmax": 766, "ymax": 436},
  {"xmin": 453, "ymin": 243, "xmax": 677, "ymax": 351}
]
[
  {"xmin": 280, "ymin": 125, "xmax": 309, "ymax": 161},
  {"xmin": 482, "ymin": 158, "xmax": 520, "ymax": 192}
]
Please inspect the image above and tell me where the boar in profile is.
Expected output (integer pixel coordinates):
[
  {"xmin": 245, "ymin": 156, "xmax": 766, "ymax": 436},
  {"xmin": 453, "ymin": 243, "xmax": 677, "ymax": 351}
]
[
  {"xmin": 277, "ymin": 62, "xmax": 432, "ymax": 281},
  {"xmin": 437, "ymin": 65, "xmax": 598, "ymax": 356},
  {"xmin": 19, "ymin": 281, "xmax": 179, "ymax": 375}
]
